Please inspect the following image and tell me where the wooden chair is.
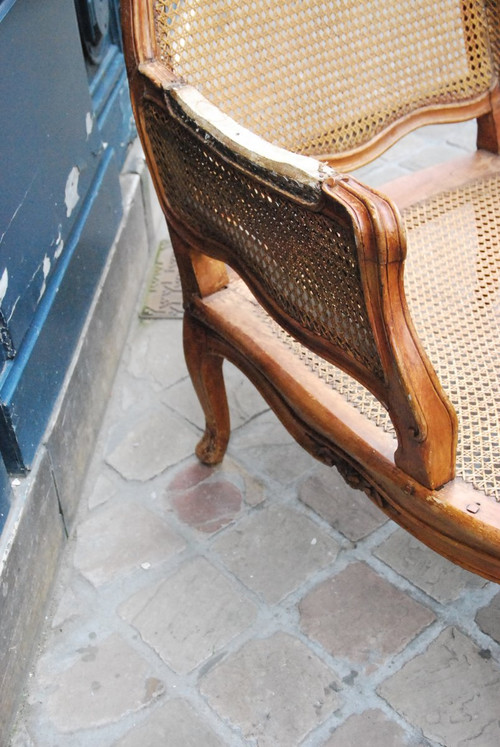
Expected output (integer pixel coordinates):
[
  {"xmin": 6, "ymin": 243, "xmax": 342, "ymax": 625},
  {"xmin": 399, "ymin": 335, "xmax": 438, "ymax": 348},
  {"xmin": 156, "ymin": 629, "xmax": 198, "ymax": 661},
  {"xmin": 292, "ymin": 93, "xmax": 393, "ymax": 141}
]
[{"xmin": 121, "ymin": 1, "xmax": 500, "ymax": 580}]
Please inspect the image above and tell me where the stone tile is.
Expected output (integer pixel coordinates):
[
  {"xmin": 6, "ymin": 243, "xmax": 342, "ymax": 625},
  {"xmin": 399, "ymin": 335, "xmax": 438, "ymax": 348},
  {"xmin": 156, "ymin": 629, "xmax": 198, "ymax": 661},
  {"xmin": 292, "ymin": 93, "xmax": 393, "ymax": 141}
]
[
  {"xmin": 378, "ymin": 627, "xmax": 500, "ymax": 747},
  {"xmin": 374, "ymin": 528, "xmax": 487, "ymax": 603},
  {"xmin": 300, "ymin": 562, "xmax": 435, "ymax": 670},
  {"xmin": 105, "ymin": 407, "xmax": 197, "ymax": 481},
  {"xmin": 223, "ymin": 361, "xmax": 269, "ymax": 425},
  {"xmin": 74, "ymin": 501, "xmax": 185, "ymax": 587},
  {"xmin": 119, "ymin": 558, "xmax": 257, "ymax": 674},
  {"xmin": 168, "ymin": 460, "xmax": 216, "ymax": 491},
  {"xmin": 44, "ymin": 633, "xmax": 164, "ymax": 732},
  {"xmin": 400, "ymin": 143, "xmax": 464, "ymax": 171},
  {"xmin": 51, "ymin": 583, "xmax": 88, "ymax": 629},
  {"xmin": 87, "ymin": 472, "xmax": 117, "ymax": 510},
  {"xmin": 169, "ymin": 479, "xmax": 242, "ymax": 533},
  {"xmin": 114, "ymin": 372, "xmax": 160, "ymax": 416},
  {"xmin": 351, "ymin": 160, "xmax": 411, "ymax": 188},
  {"xmin": 159, "ymin": 377, "xmax": 204, "ymax": 426},
  {"xmin": 126, "ymin": 319, "xmax": 187, "ymax": 390},
  {"xmin": 213, "ymin": 505, "xmax": 339, "ymax": 603},
  {"xmin": 167, "ymin": 457, "xmax": 265, "ymax": 508},
  {"xmin": 376, "ymin": 130, "xmax": 431, "ymax": 163},
  {"xmin": 229, "ymin": 410, "xmax": 314, "ymax": 484},
  {"xmin": 422, "ymin": 120, "xmax": 476, "ymax": 151},
  {"xmin": 114, "ymin": 699, "xmax": 224, "ymax": 747},
  {"xmin": 475, "ymin": 592, "xmax": 500, "ymax": 644},
  {"xmin": 299, "ymin": 465, "xmax": 387, "ymax": 541},
  {"xmin": 200, "ymin": 632, "xmax": 342, "ymax": 746},
  {"xmin": 240, "ymin": 471, "xmax": 266, "ymax": 507},
  {"xmin": 162, "ymin": 360, "xmax": 268, "ymax": 429},
  {"xmin": 323, "ymin": 709, "xmax": 412, "ymax": 747},
  {"xmin": 10, "ymin": 723, "xmax": 36, "ymax": 747}
]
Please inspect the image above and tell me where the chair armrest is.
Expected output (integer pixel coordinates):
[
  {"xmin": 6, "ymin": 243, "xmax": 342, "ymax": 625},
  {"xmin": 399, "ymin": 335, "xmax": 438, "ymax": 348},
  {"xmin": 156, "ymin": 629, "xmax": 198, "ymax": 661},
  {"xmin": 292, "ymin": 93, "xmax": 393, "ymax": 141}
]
[{"xmin": 136, "ymin": 68, "xmax": 457, "ymax": 490}]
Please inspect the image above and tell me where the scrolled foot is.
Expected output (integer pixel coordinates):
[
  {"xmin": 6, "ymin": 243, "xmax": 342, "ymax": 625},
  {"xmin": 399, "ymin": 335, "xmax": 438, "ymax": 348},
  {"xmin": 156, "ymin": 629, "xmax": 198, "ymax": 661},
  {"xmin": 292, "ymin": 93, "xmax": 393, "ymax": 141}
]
[{"xmin": 195, "ymin": 428, "xmax": 228, "ymax": 465}]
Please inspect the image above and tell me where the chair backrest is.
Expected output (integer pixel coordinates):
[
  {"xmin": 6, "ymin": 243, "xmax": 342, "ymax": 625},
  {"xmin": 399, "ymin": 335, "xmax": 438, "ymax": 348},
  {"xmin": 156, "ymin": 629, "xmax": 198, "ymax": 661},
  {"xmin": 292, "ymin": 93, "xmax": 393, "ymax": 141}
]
[{"xmin": 152, "ymin": 0, "xmax": 499, "ymax": 160}]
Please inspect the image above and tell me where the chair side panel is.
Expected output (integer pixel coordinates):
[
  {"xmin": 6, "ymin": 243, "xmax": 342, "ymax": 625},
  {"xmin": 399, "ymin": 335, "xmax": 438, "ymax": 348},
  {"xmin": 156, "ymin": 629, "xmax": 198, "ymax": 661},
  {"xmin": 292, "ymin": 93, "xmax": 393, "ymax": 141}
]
[{"xmin": 142, "ymin": 95, "xmax": 385, "ymax": 391}]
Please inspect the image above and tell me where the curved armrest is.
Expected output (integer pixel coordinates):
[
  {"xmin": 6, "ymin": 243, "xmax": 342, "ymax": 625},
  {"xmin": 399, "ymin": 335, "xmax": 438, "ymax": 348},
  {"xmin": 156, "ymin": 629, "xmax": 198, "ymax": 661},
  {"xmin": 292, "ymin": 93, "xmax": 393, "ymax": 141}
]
[
  {"xmin": 320, "ymin": 176, "xmax": 458, "ymax": 489},
  {"xmin": 133, "ymin": 62, "xmax": 457, "ymax": 491}
]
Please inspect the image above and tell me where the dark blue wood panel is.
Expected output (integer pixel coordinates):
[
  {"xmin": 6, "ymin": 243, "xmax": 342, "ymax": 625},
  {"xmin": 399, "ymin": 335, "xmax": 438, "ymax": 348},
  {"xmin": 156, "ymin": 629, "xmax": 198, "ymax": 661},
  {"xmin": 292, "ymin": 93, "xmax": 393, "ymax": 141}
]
[
  {"xmin": 0, "ymin": 0, "xmax": 106, "ymax": 361},
  {"xmin": 0, "ymin": 0, "xmax": 130, "ymax": 475},
  {"xmin": 78, "ymin": 0, "xmax": 135, "ymax": 169},
  {"xmin": 90, "ymin": 46, "xmax": 135, "ymax": 170},
  {"xmin": 0, "ymin": 147, "xmax": 122, "ymax": 472}
]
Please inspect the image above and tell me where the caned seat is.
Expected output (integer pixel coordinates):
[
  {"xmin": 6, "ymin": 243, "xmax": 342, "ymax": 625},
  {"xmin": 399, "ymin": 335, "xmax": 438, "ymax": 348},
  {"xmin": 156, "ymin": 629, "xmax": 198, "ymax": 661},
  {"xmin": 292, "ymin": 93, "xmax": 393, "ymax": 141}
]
[{"xmin": 121, "ymin": 1, "xmax": 500, "ymax": 580}]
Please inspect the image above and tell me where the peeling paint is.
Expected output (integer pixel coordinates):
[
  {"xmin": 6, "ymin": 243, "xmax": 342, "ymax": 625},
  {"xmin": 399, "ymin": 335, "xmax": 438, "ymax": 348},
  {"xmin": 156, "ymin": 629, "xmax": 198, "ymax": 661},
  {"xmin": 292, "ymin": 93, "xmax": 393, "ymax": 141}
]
[
  {"xmin": 0, "ymin": 268, "xmax": 8, "ymax": 305},
  {"xmin": 55, "ymin": 238, "xmax": 64, "ymax": 259},
  {"xmin": 54, "ymin": 226, "xmax": 64, "ymax": 259},
  {"xmin": 7, "ymin": 295, "xmax": 20, "ymax": 323},
  {"xmin": 86, "ymin": 112, "xmax": 93, "ymax": 138},
  {"xmin": 65, "ymin": 166, "xmax": 80, "ymax": 218},
  {"xmin": 38, "ymin": 255, "xmax": 51, "ymax": 302}
]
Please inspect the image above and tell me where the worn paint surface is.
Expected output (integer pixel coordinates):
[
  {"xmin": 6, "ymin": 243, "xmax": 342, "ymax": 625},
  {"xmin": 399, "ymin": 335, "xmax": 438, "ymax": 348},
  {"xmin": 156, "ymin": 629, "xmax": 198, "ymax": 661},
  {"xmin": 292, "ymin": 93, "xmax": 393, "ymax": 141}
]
[
  {"xmin": 0, "ymin": 0, "xmax": 105, "ymax": 362},
  {"xmin": 0, "ymin": 0, "xmax": 132, "ymax": 477},
  {"xmin": 86, "ymin": 112, "xmax": 94, "ymax": 138},
  {"xmin": 64, "ymin": 167, "xmax": 81, "ymax": 219}
]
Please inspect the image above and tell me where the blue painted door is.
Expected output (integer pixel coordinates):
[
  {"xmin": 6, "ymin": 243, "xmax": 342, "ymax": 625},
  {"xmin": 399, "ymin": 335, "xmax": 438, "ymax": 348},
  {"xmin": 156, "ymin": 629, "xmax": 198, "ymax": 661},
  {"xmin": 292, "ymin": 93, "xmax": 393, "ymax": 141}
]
[{"xmin": 0, "ymin": 0, "xmax": 134, "ymax": 526}]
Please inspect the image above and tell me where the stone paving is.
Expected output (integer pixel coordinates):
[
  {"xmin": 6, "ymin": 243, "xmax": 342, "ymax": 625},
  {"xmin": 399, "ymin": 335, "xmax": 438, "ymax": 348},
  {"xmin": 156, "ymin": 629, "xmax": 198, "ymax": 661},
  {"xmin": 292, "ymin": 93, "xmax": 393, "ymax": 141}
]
[{"xmin": 10, "ymin": 121, "xmax": 500, "ymax": 746}]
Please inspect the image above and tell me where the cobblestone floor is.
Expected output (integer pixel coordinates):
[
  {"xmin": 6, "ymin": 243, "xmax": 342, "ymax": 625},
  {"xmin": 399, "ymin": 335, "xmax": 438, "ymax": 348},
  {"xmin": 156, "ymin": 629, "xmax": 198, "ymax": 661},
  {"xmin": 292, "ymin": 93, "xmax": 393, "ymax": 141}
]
[{"xmin": 10, "ymin": 122, "xmax": 500, "ymax": 747}]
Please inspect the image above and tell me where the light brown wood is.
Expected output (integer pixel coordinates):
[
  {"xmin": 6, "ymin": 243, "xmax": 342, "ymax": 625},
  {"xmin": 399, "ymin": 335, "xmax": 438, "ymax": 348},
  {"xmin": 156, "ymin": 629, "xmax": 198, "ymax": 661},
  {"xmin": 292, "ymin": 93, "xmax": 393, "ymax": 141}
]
[
  {"xmin": 322, "ymin": 176, "xmax": 457, "ymax": 489},
  {"xmin": 183, "ymin": 311, "xmax": 230, "ymax": 464},
  {"xmin": 477, "ymin": 85, "xmax": 500, "ymax": 154},
  {"xmin": 121, "ymin": 0, "xmax": 500, "ymax": 581},
  {"xmin": 382, "ymin": 150, "xmax": 500, "ymax": 210},
  {"xmin": 168, "ymin": 222, "xmax": 229, "ymax": 304},
  {"xmin": 320, "ymin": 92, "xmax": 496, "ymax": 171}
]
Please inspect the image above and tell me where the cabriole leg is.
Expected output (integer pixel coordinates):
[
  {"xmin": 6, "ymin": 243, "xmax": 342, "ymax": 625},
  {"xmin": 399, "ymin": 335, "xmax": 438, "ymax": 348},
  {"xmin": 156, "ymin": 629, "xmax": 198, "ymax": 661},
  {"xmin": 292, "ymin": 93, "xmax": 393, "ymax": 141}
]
[{"xmin": 183, "ymin": 312, "xmax": 230, "ymax": 465}]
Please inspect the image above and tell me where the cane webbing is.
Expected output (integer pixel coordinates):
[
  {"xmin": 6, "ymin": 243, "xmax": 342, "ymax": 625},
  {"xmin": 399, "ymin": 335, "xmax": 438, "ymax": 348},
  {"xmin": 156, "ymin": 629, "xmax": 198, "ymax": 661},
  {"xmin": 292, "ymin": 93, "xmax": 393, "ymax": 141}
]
[
  {"xmin": 153, "ymin": 0, "xmax": 496, "ymax": 156},
  {"xmin": 144, "ymin": 99, "xmax": 384, "ymax": 379},
  {"xmin": 274, "ymin": 175, "xmax": 500, "ymax": 500}
]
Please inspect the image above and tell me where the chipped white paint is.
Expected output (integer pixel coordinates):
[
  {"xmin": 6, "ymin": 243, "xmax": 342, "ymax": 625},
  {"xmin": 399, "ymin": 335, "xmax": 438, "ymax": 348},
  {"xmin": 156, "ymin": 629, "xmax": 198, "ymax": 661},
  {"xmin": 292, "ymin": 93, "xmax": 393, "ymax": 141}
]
[
  {"xmin": 85, "ymin": 112, "xmax": 93, "ymax": 138},
  {"xmin": 0, "ymin": 268, "xmax": 8, "ymax": 306},
  {"xmin": 7, "ymin": 295, "xmax": 19, "ymax": 323},
  {"xmin": 38, "ymin": 255, "xmax": 51, "ymax": 302},
  {"xmin": 64, "ymin": 166, "xmax": 80, "ymax": 218},
  {"xmin": 171, "ymin": 85, "xmax": 336, "ymax": 188},
  {"xmin": 54, "ymin": 226, "xmax": 64, "ymax": 259},
  {"xmin": 54, "ymin": 238, "xmax": 64, "ymax": 259}
]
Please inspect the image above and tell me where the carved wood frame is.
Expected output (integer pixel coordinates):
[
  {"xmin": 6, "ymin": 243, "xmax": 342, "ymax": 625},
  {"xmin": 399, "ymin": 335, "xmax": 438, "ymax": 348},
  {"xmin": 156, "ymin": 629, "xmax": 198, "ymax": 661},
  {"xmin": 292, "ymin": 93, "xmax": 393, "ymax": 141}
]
[{"xmin": 120, "ymin": 0, "xmax": 500, "ymax": 580}]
